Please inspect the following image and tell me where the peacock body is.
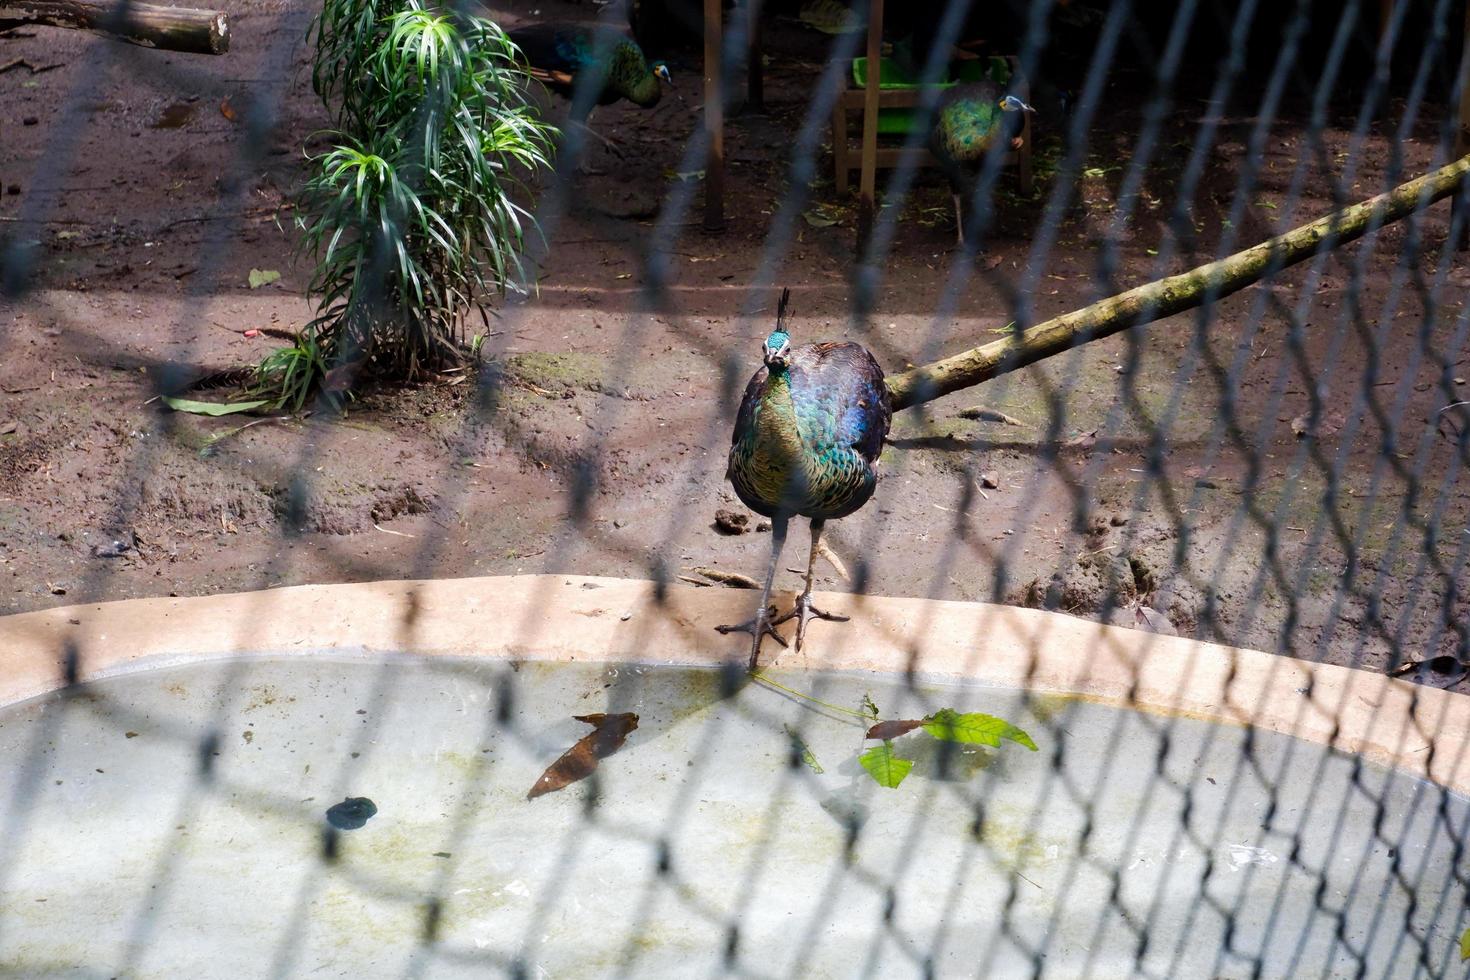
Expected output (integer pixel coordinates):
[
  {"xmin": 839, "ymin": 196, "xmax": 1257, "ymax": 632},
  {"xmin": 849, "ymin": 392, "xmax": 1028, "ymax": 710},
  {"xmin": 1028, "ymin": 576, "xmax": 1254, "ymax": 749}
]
[
  {"xmin": 928, "ymin": 82, "xmax": 1031, "ymax": 244},
  {"xmin": 728, "ymin": 342, "xmax": 889, "ymax": 522},
  {"xmin": 719, "ymin": 289, "xmax": 892, "ymax": 669},
  {"xmin": 508, "ymin": 24, "xmax": 668, "ymax": 110}
]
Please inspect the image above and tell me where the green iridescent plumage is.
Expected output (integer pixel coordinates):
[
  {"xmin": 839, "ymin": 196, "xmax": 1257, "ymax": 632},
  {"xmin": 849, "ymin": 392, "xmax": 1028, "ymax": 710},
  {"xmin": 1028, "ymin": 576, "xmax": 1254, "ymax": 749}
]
[
  {"xmin": 727, "ymin": 342, "xmax": 888, "ymax": 521},
  {"xmin": 508, "ymin": 24, "xmax": 668, "ymax": 111},
  {"xmin": 929, "ymin": 82, "xmax": 1031, "ymax": 245},
  {"xmin": 718, "ymin": 289, "xmax": 892, "ymax": 669}
]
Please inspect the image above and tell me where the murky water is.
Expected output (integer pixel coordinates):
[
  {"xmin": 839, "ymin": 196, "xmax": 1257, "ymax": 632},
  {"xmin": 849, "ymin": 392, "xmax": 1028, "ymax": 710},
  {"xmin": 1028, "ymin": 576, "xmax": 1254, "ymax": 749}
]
[{"xmin": 0, "ymin": 657, "xmax": 1462, "ymax": 978}]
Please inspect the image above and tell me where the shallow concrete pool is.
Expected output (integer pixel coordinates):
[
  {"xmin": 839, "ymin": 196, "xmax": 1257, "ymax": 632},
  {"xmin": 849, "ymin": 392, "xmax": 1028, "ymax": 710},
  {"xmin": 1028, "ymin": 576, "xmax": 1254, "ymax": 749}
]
[{"xmin": 0, "ymin": 655, "xmax": 1463, "ymax": 978}]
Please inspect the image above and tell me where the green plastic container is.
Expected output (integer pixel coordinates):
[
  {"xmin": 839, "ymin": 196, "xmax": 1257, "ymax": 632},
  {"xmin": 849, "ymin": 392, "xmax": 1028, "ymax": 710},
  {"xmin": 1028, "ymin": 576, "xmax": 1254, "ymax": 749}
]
[{"xmin": 850, "ymin": 56, "xmax": 1013, "ymax": 135}]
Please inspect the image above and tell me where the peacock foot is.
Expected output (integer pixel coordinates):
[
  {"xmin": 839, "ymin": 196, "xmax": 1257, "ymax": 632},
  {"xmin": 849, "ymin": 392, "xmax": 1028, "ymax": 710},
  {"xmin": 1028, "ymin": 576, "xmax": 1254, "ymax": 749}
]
[
  {"xmin": 715, "ymin": 606, "xmax": 788, "ymax": 672},
  {"xmin": 772, "ymin": 592, "xmax": 849, "ymax": 653}
]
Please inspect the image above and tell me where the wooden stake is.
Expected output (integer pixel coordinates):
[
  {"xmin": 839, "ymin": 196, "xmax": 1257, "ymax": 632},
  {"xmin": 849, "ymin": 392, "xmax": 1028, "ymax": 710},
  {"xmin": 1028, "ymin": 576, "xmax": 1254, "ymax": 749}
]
[
  {"xmin": 1453, "ymin": 0, "xmax": 1470, "ymax": 249},
  {"xmin": 745, "ymin": 0, "xmax": 764, "ymax": 112},
  {"xmin": 886, "ymin": 153, "xmax": 1470, "ymax": 411},
  {"xmin": 856, "ymin": 0, "xmax": 883, "ymax": 249},
  {"xmin": 703, "ymin": 0, "xmax": 725, "ymax": 232}
]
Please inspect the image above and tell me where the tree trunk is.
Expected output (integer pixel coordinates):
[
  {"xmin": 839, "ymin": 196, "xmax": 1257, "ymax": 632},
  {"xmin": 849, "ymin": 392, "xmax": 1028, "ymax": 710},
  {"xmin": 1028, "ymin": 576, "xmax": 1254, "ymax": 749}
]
[
  {"xmin": 0, "ymin": 0, "xmax": 229, "ymax": 54},
  {"xmin": 886, "ymin": 153, "xmax": 1470, "ymax": 412}
]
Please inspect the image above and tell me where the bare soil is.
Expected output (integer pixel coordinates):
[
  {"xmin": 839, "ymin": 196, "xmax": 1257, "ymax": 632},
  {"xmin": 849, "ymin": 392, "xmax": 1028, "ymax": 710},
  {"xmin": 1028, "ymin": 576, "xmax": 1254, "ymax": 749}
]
[{"xmin": 2, "ymin": 1, "xmax": 1467, "ymax": 674}]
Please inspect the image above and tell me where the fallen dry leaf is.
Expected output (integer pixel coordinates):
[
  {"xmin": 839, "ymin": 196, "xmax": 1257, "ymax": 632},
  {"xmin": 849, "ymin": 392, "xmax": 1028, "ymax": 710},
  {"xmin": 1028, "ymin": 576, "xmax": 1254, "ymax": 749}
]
[
  {"xmin": 220, "ymin": 98, "xmax": 237, "ymax": 122},
  {"xmin": 865, "ymin": 719, "xmax": 926, "ymax": 740},
  {"xmin": 956, "ymin": 406, "xmax": 1023, "ymax": 425},
  {"xmin": 527, "ymin": 712, "xmax": 639, "ymax": 799},
  {"xmin": 691, "ymin": 566, "xmax": 759, "ymax": 589},
  {"xmin": 1065, "ymin": 429, "xmax": 1098, "ymax": 451},
  {"xmin": 1133, "ymin": 605, "xmax": 1179, "ymax": 636},
  {"xmin": 1391, "ymin": 656, "xmax": 1468, "ymax": 689}
]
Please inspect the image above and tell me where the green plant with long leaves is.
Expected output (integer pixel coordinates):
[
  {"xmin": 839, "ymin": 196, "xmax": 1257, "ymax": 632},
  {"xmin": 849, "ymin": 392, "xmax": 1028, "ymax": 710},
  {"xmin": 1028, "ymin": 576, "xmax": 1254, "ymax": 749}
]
[{"xmin": 279, "ymin": 0, "xmax": 555, "ymax": 398}]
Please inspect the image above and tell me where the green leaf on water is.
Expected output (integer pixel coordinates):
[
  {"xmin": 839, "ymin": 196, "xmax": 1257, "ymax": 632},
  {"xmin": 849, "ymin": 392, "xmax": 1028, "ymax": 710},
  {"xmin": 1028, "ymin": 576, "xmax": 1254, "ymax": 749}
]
[
  {"xmin": 161, "ymin": 396, "xmax": 271, "ymax": 417},
  {"xmin": 1461, "ymin": 926, "xmax": 1470, "ymax": 962},
  {"xmin": 247, "ymin": 268, "xmax": 281, "ymax": 289},
  {"xmin": 922, "ymin": 708, "xmax": 1038, "ymax": 751},
  {"xmin": 859, "ymin": 741, "xmax": 913, "ymax": 789},
  {"xmin": 783, "ymin": 724, "xmax": 824, "ymax": 774}
]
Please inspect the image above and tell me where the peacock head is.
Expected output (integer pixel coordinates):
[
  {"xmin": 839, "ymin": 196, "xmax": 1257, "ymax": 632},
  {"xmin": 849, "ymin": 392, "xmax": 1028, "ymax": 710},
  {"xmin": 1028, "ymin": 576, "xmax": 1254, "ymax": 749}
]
[
  {"xmin": 998, "ymin": 95, "xmax": 1036, "ymax": 114},
  {"xmin": 652, "ymin": 61, "xmax": 672, "ymax": 86},
  {"xmin": 763, "ymin": 329, "xmax": 792, "ymax": 369}
]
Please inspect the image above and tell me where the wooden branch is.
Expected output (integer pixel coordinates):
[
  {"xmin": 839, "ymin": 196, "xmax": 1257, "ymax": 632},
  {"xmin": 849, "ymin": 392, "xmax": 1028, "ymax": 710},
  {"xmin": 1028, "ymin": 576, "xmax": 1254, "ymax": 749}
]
[
  {"xmin": 887, "ymin": 153, "xmax": 1470, "ymax": 412},
  {"xmin": 0, "ymin": 0, "xmax": 229, "ymax": 54}
]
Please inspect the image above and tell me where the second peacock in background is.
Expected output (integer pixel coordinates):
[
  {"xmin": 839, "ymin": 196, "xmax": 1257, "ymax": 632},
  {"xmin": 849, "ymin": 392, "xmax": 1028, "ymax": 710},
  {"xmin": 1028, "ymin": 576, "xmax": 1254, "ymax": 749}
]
[
  {"xmin": 508, "ymin": 22, "xmax": 672, "ymax": 159},
  {"xmin": 929, "ymin": 84, "xmax": 1035, "ymax": 246}
]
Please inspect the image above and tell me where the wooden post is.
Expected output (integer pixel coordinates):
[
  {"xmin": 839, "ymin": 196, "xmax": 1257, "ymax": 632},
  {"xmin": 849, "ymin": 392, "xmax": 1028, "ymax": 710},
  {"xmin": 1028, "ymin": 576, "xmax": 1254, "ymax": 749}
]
[
  {"xmin": 832, "ymin": 93, "xmax": 850, "ymax": 195},
  {"xmin": 1016, "ymin": 59, "xmax": 1033, "ymax": 195},
  {"xmin": 856, "ymin": 0, "xmax": 883, "ymax": 250},
  {"xmin": 1454, "ymin": 0, "xmax": 1470, "ymax": 249},
  {"xmin": 703, "ymin": 0, "xmax": 725, "ymax": 232},
  {"xmin": 0, "ymin": 0, "xmax": 229, "ymax": 53},
  {"xmin": 745, "ymin": 0, "xmax": 764, "ymax": 112}
]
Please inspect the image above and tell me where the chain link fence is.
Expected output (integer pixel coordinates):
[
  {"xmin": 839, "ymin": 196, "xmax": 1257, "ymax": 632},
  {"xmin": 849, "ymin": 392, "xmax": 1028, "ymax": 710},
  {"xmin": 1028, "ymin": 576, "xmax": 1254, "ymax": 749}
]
[{"xmin": 1, "ymin": 0, "xmax": 1469, "ymax": 975}]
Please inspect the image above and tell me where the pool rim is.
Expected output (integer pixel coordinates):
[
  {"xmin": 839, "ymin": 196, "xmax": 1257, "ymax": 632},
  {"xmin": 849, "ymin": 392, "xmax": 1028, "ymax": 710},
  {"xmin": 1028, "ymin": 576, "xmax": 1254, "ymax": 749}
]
[{"xmin": 1, "ymin": 574, "xmax": 1466, "ymax": 795}]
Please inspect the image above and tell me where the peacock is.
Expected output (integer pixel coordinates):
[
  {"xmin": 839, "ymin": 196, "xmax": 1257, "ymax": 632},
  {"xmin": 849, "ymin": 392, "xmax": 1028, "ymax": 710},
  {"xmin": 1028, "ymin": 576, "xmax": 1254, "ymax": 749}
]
[
  {"xmin": 717, "ymin": 289, "xmax": 892, "ymax": 671},
  {"xmin": 507, "ymin": 24, "xmax": 672, "ymax": 113},
  {"xmin": 928, "ymin": 83, "xmax": 1034, "ymax": 245}
]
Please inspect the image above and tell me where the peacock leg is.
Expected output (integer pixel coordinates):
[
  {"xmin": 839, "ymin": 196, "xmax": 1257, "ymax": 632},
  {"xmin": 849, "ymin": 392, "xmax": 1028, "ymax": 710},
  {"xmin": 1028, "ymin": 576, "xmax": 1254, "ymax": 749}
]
[
  {"xmin": 952, "ymin": 194, "xmax": 965, "ymax": 248},
  {"xmin": 581, "ymin": 108, "xmax": 625, "ymax": 156},
  {"xmin": 715, "ymin": 516, "xmax": 790, "ymax": 671},
  {"xmin": 772, "ymin": 519, "xmax": 850, "ymax": 652}
]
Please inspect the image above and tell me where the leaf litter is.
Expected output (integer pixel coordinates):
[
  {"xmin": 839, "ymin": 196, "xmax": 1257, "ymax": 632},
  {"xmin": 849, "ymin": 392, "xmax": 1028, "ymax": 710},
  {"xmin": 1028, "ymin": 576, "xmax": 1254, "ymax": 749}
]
[{"xmin": 528, "ymin": 712, "xmax": 639, "ymax": 799}]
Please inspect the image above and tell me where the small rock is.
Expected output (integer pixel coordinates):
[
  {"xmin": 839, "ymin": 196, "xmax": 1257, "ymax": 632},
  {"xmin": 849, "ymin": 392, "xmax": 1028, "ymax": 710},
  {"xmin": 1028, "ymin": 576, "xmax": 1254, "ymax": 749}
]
[
  {"xmin": 1109, "ymin": 515, "xmax": 1128, "ymax": 527},
  {"xmin": 22, "ymin": 116, "xmax": 38, "ymax": 126},
  {"xmin": 755, "ymin": 521, "xmax": 771, "ymax": 533},
  {"xmin": 979, "ymin": 472, "xmax": 999, "ymax": 489},
  {"xmin": 90, "ymin": 540, "xmax": 132, "ymax": 559},
  {"xmin": 714, "ymin": 509, "xmax": 749, "ymax": 535},
  {"xmin": 325, "ymin": 796, "xmax": 377, "ymax": 830},
  {"xmin": 612, "ymin": 519, "xmax": 626, "ymax": 529},
  {"xmin": 56, "ymin": 531, "xmax": 71, "ymax": 542}
]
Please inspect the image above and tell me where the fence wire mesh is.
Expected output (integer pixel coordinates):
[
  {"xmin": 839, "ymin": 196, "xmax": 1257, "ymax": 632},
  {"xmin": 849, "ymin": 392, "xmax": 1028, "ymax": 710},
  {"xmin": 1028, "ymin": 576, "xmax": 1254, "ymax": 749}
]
[{"xmin": 2, "ymin": 0, "xmax": 1470, "ymax": 975}]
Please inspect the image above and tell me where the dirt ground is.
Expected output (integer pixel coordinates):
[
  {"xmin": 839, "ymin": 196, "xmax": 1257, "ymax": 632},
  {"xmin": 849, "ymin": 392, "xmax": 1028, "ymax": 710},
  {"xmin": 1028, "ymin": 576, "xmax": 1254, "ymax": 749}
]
[{"xmin": 2, "ymin": 1, "xmax": 1467, "ymax": 674}]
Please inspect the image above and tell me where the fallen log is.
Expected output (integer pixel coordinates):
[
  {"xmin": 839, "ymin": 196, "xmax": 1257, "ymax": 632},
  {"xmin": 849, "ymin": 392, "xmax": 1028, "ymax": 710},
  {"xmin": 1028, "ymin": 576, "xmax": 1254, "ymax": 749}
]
[
  {"xmin": 0, "ymin": 0, "xmax": 229, "ymax": 54},
  {"xmin": 887, "ymin": 153, "xmax": 1470, "ymax": 411}
]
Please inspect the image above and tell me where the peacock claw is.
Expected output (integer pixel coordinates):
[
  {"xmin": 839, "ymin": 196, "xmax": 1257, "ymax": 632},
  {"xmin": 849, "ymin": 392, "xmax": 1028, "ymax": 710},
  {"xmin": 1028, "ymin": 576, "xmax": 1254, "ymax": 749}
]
[
  {"xmin": 772, "ymin": 593, "xmax": 849, "ymax": 652},
  {"xmin": 715, "ymin": 606, "xmax": 788, "ymax": 671}
]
